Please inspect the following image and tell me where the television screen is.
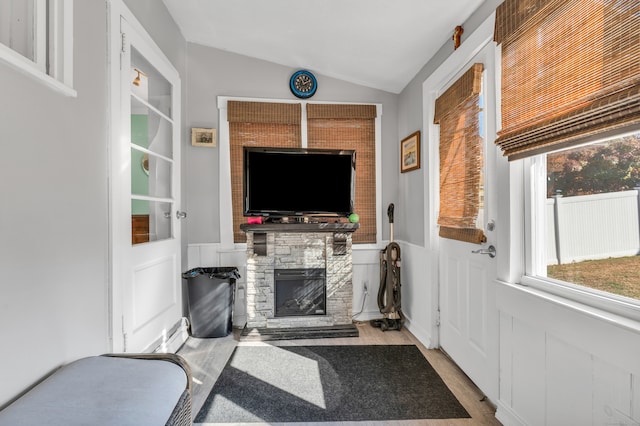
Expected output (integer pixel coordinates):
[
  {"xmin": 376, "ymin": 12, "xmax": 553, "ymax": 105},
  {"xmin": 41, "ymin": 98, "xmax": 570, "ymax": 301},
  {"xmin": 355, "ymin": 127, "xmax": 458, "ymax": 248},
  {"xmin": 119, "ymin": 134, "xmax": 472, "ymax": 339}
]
[{"xmin": 243, "ymin": 147, "xmax": 355, "ymax": 217}]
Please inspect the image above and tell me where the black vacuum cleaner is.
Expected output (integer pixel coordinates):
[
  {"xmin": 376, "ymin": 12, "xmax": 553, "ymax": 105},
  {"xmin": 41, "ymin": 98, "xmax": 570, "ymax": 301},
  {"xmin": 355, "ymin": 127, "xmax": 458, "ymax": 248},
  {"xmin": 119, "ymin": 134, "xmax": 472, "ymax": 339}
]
[{"xmin": 370, "ymin": 203, "xmax": 405, "ymax": 331}]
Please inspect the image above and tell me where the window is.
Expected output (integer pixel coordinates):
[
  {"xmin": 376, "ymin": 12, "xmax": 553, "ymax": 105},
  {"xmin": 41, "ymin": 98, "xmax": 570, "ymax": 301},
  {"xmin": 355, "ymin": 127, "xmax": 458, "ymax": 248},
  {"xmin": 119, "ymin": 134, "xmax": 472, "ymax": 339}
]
[
  {"xmin": 0, "ymin": 0, "xmax": 75, "ymax": 96},
  {"xmin": 527, "ymin": 131, "xmax": 640, "ymax": 303},
  {"xmin": 225, "ymin": 100, "xmax": 379, "ymax": 244},
  {"xmin": 434, "ymin": 63, "xmax": 486, "ymax": 244},
  {"xmin": 494, "ymin": 0, "xmax": 640, "ymax": 312},
  {"xmin": 307, "ymin": 104, "xmax": 378, "ymax": 244},
  {"xmin": 227, "ymin": 101, "xmax": 302, "ymax": 243}
]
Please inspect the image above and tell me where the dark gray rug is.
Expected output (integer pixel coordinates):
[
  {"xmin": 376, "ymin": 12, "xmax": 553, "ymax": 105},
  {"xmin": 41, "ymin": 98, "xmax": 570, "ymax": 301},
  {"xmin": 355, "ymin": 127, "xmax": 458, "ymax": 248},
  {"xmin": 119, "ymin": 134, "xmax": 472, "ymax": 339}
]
[{"xmin": 195, "ymin": 344, "xmax": 470, "ymax": 423}]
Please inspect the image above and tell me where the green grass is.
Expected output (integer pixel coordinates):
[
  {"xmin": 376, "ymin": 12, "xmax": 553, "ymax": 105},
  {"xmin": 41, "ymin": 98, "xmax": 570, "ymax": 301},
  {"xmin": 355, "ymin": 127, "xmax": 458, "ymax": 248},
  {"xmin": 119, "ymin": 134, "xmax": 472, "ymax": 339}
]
[{"xmin": 548, "ymin": 255, "xmax": 640, "ymax": 300}]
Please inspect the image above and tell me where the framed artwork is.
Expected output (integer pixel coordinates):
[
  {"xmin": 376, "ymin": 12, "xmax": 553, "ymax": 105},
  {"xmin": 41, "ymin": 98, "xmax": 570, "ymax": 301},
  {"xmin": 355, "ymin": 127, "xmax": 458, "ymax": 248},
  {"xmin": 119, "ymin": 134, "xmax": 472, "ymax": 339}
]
[
  {"xmin": 400, "ymin": 131, "xmax": 420, "ymax": 173},
  {"xmin": 191, "ymin": 127, "xmax": 217, "ymax": 147}
]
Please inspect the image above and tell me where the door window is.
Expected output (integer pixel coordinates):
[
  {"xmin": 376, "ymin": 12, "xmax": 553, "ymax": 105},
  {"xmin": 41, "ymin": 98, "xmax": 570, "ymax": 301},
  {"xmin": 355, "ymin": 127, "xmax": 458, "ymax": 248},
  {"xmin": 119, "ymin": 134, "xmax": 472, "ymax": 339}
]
[{"xmin": 130, "ymin": 47, "xmax": 174, "ymax": 244}]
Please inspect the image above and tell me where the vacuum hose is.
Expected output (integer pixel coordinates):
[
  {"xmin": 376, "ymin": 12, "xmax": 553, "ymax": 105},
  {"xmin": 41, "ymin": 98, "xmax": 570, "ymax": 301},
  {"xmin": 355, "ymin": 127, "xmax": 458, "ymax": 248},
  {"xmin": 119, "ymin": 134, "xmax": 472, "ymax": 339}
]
[{"xmin": 378, "ymin": 242, "xmax": 401, "ymax": 314}]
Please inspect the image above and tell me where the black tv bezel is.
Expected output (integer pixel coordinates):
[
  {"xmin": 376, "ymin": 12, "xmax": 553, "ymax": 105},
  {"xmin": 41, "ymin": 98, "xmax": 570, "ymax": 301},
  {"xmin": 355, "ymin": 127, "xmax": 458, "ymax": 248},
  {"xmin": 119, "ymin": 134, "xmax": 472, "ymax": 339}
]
[{"xmin": 243, "ymin": 146, "xmax": 356, "ymax": 218}]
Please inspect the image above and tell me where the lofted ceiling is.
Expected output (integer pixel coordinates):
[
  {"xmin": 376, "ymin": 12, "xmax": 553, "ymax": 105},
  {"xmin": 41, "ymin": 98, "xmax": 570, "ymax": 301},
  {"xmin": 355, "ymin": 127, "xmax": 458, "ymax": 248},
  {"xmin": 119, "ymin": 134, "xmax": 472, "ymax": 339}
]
[{"xmin": 162, "ymin": 0, "xmax": 486, "ymax": 94}]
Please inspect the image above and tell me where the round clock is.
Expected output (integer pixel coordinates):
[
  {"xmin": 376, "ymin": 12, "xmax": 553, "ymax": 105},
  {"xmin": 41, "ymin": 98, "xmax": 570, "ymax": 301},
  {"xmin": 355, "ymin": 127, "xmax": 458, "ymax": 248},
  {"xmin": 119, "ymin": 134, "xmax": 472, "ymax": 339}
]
[{"xmin": 289, "ymin": 70, "xmax": 318, "ymax": 98}]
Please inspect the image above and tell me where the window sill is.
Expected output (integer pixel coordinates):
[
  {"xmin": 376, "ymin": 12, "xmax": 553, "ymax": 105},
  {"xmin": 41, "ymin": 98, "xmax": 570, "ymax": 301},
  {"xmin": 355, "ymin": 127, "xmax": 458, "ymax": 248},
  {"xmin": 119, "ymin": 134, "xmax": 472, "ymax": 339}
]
[
  {"xmin": 0, "ymin": 47, "xmax": 77, "ymax": 98},
  {"xmin": 516, "ymin": 275, "xmax": 640, "ymax": 330}
]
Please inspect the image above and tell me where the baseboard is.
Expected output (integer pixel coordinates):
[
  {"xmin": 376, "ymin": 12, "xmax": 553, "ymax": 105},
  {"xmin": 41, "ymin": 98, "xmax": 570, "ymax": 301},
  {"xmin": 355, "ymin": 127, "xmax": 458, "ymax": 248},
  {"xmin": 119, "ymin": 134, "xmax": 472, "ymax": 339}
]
[
  {"xmin": 404, "ymin": 315, "xmax": 437, "ymax": 349},
  {"xmin": 495, "ymin": 401, "xmax": 527, "ymax": 426},
  {"xmin": 154, "ymin": 317, "xmax": 189, "ymax": 354}
]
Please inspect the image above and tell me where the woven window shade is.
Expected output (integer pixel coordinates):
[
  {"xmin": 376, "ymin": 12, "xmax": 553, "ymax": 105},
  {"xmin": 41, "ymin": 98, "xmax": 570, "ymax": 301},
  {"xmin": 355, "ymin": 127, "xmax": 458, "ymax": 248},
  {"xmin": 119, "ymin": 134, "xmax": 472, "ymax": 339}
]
[
  {"xmin": 434, "ymin": 63, "xmax": 486, "ymax": 244},
  {"xmin": 307, "ymin": 104, "xmax": 377, "ymax": 243},
  {"xmin": 228, "ymin": 101, "xmax": 302, "ymax": 242},
  {"xmin": 494, "ymin": 0, "xmax": 640, "ymax": 160}
]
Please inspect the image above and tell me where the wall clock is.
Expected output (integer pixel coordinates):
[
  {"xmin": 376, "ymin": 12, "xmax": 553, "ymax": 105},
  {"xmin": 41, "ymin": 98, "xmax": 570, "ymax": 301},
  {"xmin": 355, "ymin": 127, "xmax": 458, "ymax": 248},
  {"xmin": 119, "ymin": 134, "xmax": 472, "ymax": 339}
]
[{"xmin": 289, "ymin": 70, "xmax": 318, "ymax": 98}]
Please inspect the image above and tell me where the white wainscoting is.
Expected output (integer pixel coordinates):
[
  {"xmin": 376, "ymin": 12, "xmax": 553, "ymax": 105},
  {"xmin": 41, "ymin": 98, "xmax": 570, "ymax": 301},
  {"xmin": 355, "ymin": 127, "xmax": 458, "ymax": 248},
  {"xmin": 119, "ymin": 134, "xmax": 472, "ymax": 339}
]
[
  {"xmin": 397, "ymin": 241, "xmax": 439, "ymax": 349},
  {"xmin": 187, "ymin": 244, "xmax": 248, "ymax": 325},
  {"xmin": 188, "ymin": 243, "xmax": 387, "ymax": 328},
  {"xmin": 496, "ymin": 281, "xmax": 640, "ymax": 426}
]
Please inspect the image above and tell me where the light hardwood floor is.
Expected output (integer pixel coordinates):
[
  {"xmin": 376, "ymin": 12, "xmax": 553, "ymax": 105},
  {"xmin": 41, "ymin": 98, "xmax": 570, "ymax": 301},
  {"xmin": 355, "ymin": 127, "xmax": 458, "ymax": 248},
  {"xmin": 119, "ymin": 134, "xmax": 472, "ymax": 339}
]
[{"xmin": 177, "ymin": 321, "xmax": 502, "ymax": 425}]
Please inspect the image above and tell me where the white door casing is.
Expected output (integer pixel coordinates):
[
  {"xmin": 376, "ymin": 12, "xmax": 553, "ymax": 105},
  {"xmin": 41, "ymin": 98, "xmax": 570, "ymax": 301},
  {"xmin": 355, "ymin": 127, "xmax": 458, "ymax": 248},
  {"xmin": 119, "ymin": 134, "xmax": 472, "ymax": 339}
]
[
  {"xmin": 424, "ymin": 15, "xmax": 500, "ymax": 402},
  {"xmin": 109, "ymin": 3, "xmax": 183, "ymax": 353}
]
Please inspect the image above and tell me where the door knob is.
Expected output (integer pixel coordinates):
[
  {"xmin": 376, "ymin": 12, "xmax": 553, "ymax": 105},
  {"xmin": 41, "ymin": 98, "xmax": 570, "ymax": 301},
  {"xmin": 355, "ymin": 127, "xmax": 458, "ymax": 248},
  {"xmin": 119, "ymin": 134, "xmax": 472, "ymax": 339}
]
[
  {"xmin": 471, "ymin": 245, "xmax": 496, "ymax": 258},
  {"xmin": 176, "ymin": 211, "xmax": 187, "ymax": 219}
]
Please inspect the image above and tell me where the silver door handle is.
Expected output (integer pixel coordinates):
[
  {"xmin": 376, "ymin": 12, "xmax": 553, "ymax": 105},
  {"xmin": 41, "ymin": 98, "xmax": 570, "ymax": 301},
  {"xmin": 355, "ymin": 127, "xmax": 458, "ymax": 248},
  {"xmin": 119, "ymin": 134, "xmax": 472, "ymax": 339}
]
[
  {"xmin": 176, "ymin": 211, "xmax": 187, "ymax": 219},
  {"xmin": 471, "ymin": 245, "xmax": 496, "ymax": 258}
]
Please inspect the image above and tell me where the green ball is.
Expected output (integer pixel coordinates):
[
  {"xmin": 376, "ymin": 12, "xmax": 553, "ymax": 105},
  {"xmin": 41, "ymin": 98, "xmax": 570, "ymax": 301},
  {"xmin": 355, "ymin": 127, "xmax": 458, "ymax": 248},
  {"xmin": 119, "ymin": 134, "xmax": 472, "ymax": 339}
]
[{"xmin": 348, "ymin": 213, "xmax": 360, "ymax": 223}]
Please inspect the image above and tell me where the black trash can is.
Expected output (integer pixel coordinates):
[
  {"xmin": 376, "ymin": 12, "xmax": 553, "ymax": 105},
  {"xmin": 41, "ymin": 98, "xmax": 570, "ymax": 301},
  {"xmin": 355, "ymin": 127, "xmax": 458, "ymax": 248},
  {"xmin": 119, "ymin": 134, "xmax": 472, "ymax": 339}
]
[{"xmin": 182, "ymin": 267, "xmax": 240, "ymax": 338}]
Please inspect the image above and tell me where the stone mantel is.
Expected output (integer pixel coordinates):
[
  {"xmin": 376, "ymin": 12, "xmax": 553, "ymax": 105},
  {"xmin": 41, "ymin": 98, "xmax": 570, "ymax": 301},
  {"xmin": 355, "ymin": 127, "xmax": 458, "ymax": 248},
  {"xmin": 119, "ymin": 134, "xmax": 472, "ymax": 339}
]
[
  {"xmin": 240, "ymin": 222, "xmax": 359, "ymax": 233},
  {"xmin": 241, "ymin": 224, "xmax": 356, "ymax": 329}
]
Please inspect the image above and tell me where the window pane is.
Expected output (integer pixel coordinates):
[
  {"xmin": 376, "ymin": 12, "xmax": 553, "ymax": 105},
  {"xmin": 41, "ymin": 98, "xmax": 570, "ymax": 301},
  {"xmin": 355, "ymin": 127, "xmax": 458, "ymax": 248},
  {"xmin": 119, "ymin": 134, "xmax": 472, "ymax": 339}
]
[
  {"xmin": 131, "ymin": 148, "xmax": 172, "ymax": 199},
  {"xmin": 131, "ymin": 200, "xmax": 172, "ymax": 245},
  {"xmin": 131, "ymin": 47, "xmax": 173, "ymax": 119},
  {"xmin": 0, "ymin": 0, "xmax": 36, "ymax": 61},
  {"xmin": 131, "ymin": 98, "xmax": 173, "ymax": 159},
  {"xmin": 545, "ymin": 132, "xmax": 640, "ymax": 300}
]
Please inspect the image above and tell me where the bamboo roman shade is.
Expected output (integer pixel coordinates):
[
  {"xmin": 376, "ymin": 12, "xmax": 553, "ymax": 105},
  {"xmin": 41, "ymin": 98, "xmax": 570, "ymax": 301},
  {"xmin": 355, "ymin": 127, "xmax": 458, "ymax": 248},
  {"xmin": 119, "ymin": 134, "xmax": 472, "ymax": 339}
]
[
  {"xmin": 307, "ymin": 104, "xmax": 377, "ymax": 243},
  {"xmin": 494, "ymin": 0, "xmax": 640, "ymax": 160},
  {"xmin": 228, "ymin": 101, "xmax": 302, "ymax": 242},
  {"xmin": 434, "ymin": 63, "xmax": 487, "ymax": 244}
]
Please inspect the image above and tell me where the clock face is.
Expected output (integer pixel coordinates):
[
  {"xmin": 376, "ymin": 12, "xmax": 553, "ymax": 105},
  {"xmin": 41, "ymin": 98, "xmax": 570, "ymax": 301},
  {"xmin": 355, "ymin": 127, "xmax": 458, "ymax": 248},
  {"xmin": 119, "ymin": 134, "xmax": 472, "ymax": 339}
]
[{"xmin": 290, "ymin": 70, "xmax": 317, "ymax": 98}]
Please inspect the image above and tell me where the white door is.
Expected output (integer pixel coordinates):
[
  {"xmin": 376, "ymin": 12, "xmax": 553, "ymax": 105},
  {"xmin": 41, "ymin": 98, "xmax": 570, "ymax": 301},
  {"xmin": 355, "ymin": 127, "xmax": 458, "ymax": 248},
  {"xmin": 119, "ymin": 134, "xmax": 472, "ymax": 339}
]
[
  {"xmin": 438, "ymin": 42, "xmax": 499, "ymax": 401},
  {"xmin": 111, "ymin": 14, "xmax": 183, "ymax": 353}
]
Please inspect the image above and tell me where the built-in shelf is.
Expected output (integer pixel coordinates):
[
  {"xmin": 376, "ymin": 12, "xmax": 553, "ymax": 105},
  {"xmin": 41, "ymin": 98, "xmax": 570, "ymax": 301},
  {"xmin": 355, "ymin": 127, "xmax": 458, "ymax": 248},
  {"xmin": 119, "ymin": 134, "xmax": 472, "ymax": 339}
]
[{"xmin": 240, "ymin": 222, "xmax": 360, "ymax": 233}]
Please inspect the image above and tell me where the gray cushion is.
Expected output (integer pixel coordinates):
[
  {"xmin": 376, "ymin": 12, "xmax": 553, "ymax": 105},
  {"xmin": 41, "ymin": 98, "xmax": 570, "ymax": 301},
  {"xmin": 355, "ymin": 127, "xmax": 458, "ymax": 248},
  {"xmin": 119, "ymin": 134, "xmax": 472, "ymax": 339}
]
[{"xmin": 0, "ymin": 356, "xmax": 187, "ymax": 426}]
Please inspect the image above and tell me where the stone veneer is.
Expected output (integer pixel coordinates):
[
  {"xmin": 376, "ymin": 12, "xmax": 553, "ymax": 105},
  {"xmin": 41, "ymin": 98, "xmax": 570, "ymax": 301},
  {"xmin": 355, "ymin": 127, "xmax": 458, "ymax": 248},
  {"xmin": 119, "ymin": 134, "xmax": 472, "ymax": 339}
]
[{"xmin": 242, "ymin": 224, "xmax": 356, "ymax": 329}]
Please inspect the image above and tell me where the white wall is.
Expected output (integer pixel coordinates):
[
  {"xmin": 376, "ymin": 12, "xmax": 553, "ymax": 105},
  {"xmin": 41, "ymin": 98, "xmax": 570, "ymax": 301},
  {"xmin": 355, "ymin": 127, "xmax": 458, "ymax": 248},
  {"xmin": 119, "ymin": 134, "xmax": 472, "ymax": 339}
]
[
  {"xmin": 497, "ymin": 282, "xmax": 640, "ymax": 426},
  {"xmin": 0, "ymin": 1, "xmax": 110, "ymax": 408},
  {"xmin": 0, "ymin": 0, "xmax": 187, "ymax": 408},
  {"xmin": 184, "ymin": 44, "xmax": 399, "ymax": 245}
]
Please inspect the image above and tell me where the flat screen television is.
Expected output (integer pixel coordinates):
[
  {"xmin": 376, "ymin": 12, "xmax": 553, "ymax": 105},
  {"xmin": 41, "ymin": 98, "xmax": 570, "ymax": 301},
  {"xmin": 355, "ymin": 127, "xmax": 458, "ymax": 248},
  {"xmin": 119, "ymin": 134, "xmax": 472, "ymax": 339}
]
[{"xmin": 243, "ymin": 147, "xmax": 356, "ymax": 218}]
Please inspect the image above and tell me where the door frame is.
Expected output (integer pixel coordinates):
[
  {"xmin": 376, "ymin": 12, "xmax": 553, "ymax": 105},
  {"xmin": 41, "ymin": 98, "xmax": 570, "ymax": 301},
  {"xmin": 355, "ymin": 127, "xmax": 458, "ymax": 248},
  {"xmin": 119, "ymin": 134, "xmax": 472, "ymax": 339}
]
[
  {"xmin": 107, "ymin": 0, "xmax": 185, "ymax": 353},
  {"xmin": 421, "ymin": 12, "xmax": 502, "ymax": 402},
  {"xmin": 422, "ymin": 13, "xmax": 497, "ymax": 348}
]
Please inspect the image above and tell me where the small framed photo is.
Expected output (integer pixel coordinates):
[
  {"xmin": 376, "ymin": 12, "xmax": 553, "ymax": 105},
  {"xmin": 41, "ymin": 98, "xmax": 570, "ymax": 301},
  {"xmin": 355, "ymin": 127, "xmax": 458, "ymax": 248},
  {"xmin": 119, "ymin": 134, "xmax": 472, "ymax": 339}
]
[
  {"xmin": 191, "ymin": 127, "xmax": 217, "ymax": 147},
  {"xmin": 400, "ymin": 131, "xmax": 420, "ymax": 173}
]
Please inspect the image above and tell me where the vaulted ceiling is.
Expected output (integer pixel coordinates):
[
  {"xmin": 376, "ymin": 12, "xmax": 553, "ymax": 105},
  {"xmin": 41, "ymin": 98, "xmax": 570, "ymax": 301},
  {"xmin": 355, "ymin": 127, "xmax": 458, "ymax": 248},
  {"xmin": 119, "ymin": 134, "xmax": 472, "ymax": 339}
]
[{"xmin": 162, "ymin": 0, "xmax": 486, "ymax": 93}]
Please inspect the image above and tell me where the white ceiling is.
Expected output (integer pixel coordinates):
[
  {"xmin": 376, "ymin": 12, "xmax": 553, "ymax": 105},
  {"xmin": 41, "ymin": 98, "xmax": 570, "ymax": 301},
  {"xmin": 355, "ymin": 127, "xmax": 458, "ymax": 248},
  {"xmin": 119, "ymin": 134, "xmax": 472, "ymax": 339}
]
[{"xmin": 162, "ymin": 0, "xmax": 486, "ymax": 94}]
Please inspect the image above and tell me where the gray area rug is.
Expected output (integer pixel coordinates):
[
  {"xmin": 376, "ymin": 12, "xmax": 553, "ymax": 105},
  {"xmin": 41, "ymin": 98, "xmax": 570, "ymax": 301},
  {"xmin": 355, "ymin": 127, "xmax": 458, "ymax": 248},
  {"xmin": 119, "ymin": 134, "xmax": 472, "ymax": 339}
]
[{"xmin": 195, "ymin": 344, "xmax": 470, "ymax": 423}]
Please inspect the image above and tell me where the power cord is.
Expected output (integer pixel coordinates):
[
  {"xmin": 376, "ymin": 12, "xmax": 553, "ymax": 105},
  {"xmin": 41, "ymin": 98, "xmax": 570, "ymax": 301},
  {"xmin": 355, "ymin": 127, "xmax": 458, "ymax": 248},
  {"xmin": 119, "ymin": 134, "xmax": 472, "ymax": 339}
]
[{"xmin": 351, "ymin": 284, "xmax": 368, "ymax": 318}]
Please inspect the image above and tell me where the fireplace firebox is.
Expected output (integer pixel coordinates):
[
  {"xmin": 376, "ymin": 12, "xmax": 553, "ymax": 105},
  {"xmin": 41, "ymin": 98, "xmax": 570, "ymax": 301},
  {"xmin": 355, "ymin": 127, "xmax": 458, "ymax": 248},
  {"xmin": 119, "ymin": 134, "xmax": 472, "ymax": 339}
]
[{"xmin": 274, "ymin": 268, "xmax": 326, "ymax": 317}]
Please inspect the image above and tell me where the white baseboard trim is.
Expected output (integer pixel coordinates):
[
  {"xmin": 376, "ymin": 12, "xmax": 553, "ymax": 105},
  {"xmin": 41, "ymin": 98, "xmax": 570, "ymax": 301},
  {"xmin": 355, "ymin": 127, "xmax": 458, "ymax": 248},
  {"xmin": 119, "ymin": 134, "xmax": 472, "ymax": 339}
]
[
  {"xmin": 495, "ymin": 402, "xmax": 527, "ymax": 426},
  {"xmin": 404, "ymin": 315, "xmax": 437, "ymax": 349},
  {"xmin": 154, "ymin": 317, "xmax": 189, "ymax": 354}
]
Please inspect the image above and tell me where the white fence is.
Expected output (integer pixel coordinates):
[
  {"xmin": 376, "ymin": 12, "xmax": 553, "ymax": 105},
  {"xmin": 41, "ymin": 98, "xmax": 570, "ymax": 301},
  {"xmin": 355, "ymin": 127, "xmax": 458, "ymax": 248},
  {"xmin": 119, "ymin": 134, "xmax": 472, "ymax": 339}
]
[{"xmin": 546, "ymin": 189, "xmax": 640, "ymax": 264}]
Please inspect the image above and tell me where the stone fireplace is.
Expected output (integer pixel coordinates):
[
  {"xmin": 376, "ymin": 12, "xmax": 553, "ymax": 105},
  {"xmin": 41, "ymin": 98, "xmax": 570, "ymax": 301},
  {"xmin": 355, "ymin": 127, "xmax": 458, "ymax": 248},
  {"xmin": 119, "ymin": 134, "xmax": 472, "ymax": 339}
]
[{"xmin": 240, "ymin": 223, "xmax": 358, "ymax": 330}]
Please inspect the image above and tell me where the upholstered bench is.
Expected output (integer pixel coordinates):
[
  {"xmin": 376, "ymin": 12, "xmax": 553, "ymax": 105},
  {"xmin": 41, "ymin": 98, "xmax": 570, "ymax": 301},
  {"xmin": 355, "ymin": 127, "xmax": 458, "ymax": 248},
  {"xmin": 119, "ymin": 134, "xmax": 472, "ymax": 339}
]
[{"xmin": 0, "ymin": 353, "xmax": 192, "ymax": 426}]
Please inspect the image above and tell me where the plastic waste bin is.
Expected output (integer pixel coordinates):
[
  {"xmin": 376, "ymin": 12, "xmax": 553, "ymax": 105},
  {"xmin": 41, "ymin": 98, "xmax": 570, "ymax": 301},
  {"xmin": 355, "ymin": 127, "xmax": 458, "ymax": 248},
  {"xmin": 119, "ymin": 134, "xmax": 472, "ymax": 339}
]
[{"xmin": 182, "ymin": 267, "xmax": 241, "ymax": 338}]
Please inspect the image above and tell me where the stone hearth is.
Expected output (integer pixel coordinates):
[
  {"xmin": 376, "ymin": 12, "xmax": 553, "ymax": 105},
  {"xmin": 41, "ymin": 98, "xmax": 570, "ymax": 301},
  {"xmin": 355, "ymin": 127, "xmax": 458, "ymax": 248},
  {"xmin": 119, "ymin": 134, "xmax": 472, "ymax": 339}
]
[{"xmin": 241, "ymin": 223, "xmax": 358, "ymax": 329}]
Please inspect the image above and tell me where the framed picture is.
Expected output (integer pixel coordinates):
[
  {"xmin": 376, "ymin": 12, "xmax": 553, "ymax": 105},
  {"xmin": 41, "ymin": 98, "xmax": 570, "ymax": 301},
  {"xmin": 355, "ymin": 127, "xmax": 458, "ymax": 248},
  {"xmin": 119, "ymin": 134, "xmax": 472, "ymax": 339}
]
[
  {"xmin": 400, "ymin": 131, "xmax": 420, "ymax": 173},
  {"xmin": 191, "ymin": 127, "xmax": 217, "ymax": 147}
]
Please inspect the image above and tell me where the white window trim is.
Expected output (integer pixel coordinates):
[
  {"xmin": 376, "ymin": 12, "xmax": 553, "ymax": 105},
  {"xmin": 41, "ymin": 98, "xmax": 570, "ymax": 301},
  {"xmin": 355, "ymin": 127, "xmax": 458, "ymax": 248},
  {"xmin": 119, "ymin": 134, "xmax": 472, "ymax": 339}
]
[
  {"xmin": 217, "ymin": 96, "xmax": 383, "ymax": 251},
  {"xmin": 0, "ymin": 0, "xmax": 75, "ymax": 97},
  {"xmin": 520, "ymin": 151, "xmax": 640, "ymax": 324}
]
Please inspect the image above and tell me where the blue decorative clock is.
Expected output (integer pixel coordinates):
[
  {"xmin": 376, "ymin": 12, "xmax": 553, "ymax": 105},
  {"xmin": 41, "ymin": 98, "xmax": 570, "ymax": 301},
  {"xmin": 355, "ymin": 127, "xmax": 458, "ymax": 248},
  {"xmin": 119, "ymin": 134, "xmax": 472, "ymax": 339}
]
[{"xmin": 289, "ymin": 70, "xmax": 317, "ymax": 98}]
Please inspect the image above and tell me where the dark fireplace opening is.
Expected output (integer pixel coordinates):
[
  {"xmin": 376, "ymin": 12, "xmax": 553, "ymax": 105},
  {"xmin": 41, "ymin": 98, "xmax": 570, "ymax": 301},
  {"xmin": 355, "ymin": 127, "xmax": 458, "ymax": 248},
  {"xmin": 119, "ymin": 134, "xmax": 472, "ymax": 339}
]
[{"xmin": 274, "ymin": 268, "xmax": 326, "ymax": 317}]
